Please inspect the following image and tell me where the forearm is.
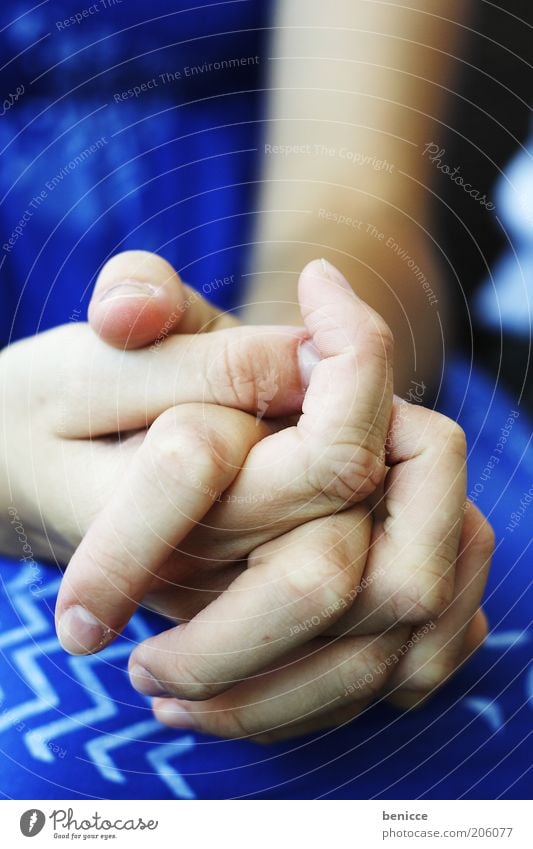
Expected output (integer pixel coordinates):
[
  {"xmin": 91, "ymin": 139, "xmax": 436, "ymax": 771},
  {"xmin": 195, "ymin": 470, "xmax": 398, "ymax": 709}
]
[{"xmin": 244, "ymin": 0, "xmax": 474, "ymax": 393}]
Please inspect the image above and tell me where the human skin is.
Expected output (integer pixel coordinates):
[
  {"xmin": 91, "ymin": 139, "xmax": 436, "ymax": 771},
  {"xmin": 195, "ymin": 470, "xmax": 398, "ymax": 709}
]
[
  {"xmin": 57, "ymin": 252, "xmax": 493, "ymax": 739},
  {"xmin": 0, "ymin": 258, "xmax": 491, "ymax": 740},
  {"xmin": 0, "ymin": 2, "xmax": 489, "ymax": 741},
  {"xmin": 245, "ymin": 0, "xmax": 473, "ymax": 394}
]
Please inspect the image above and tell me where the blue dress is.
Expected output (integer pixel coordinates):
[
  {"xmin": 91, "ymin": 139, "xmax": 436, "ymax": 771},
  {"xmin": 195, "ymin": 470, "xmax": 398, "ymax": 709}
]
[{"xmin": 0, "ymin": 1, "xmax": 531, "ymax": 799}]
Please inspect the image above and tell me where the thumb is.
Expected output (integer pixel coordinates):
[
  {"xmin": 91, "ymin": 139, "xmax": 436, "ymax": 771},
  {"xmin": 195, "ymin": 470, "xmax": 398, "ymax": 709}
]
[{"xmin": 88, "ymin": 250, "xmax": 234, "ymax": 349}]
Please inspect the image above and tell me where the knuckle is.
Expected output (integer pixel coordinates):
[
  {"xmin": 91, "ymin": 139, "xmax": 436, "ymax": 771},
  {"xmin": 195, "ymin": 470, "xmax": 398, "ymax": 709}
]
[
  {"xmin": 307, "ymin": 440, "xmax": 385, "ymax": 504},
  {"xmin": 404, "ymin": 654, "xmax": 457, "ymax": 693},
  {"xmin": 432, "ymin": 414, "xmax": 467, "ymax": 459},
  {"xmin": 341, "ymin": 645, "xmax": 390, "ymax": 698},
  {"xmin": 208, "ymin": 335, "xmax": 261, "ymax": 411},
  {"xmin": 48, "ymin": 326, "xmax": 107, "ymax": 434},
  {"xmin": 283, "ymin": 554, "xmax": 356, "ymax": 621},
  {"xmin": 468, "ymin": 513, "xmax": 496, "ymax": 562},
  {"xmin": 51, "ymin": 361, "xmax": 85, "ymax": 433},
  {"xmin": 223, "ymin": 709, "xmax": 260, "ymax": 740},
  {"xmin": 390, "ymin": 570, "xmax": 454, "ymax": 625},
  {"xmin": 82, "ymin": 538, "xmax": 136, "ymax": 602},
  {"xmin": 367, "ymin": 314, "xmax": 395, "ymax": 359},
  {"xmin": 202, "ymin": 705, "xmax": 258, "ymax": 740},
  {"xmin": 471, "ymin": 611, "xmax": 489, "ymax": 649},
  {"xmin": 246, "ymin": 546, "xmax": 271, "ymax": 570},
  {"xmin": 159, "ymin": 657, "xmax": 221, "ymax": 702},
  {"xmin": 357, "ymin": 307, "xmax": 394, "ymax": 358},
  {"xmin": 147, "ymin": 409, "xmax": 232, "ymax": 493}
]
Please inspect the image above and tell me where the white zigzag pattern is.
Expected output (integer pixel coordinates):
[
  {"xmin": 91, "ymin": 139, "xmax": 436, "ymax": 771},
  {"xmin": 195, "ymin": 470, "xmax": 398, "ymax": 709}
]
[
  {"xmin": 463, "ymin": 697, "xmax": 505, "ymax": 732},
  {"xmin": 25, "ymin": 647, "xmax": 124, "ymax": 760},
  {"xmin": 0, "ymin": 638, "xmax": 61, "ymax": 732},
  {"xmin": 146, "ymin": 738, "xmax": 196, "ymax": 799},
  {"xmin": 0, "ymin": 573, "xmax": 60, "ymax": 722},
  {"xmin": 86, "ymin": 719, "xmax": 163, "ymax": 783},
  {"xmin": 484, "ymin": 629, "xmax": 530, "ymax": 649},
  {"xmin": 461, "ymin": 629, "xmax": 532, "ymax": 732},
  {"xmin": 0, "ymin": 573, "xmax": 60, "ymax": 649},
  {"xmin": 24, "ymin": 617, "xmax": 152, "ymax": 761},
  {"xmin": 85, "ymin": 719, "xmax": 196, "ymax": 799},
  {"xmin": 1, "ymin": 568, "xmax": 197, "ymax": 795}
]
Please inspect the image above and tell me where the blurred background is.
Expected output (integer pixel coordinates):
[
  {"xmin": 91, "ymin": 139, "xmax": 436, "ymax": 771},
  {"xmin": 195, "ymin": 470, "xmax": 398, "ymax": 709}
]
[{"xmin": 0, "ymin": 0, "xmax": 531, "ymax": 801}]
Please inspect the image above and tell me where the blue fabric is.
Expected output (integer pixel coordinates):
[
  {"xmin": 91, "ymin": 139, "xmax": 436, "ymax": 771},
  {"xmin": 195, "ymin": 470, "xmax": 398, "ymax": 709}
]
[
  {"xmin": 474, "ymin": 128, "xmax": 533, "ymax": 337},
  {"xmin": 0, "ymin": 1, "xmax": 531, "ymax": 800},
  {"xmin": 0, "ymin": 0, "xmax": 270, "ymax": 344},
  {"xmin": 0, "ymin": 360, "xmax": 531, "ymax": 800}
]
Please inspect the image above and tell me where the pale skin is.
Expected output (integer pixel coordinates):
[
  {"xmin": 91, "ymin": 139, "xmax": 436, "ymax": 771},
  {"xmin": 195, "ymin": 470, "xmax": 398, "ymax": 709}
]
[
  {"xmin": 0, "ymin": 253, "xmax": 493, "ymax": 741},
  {"xmin": 0, "ymin": 2, "xmax": 491, "ymax": 740},
  {"xmin": 245, "ymin": 0, "xmax": 472, "ymax": 392}
]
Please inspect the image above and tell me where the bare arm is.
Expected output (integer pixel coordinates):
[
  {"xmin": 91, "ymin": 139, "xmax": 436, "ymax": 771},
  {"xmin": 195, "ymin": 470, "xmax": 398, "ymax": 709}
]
[{"xmin": 244, "ymin": 0, "xmax": 474, "ymax": 393}]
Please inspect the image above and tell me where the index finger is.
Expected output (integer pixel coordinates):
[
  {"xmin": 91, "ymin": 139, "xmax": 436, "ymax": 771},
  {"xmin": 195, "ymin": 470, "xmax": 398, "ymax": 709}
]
[
  {"xmin": 182, "ymin": 258, "xmax": 394, "ymax": 558},
  {"xmin": 55, "ymin": 404, "xmax": 269, "ymax": 655}
]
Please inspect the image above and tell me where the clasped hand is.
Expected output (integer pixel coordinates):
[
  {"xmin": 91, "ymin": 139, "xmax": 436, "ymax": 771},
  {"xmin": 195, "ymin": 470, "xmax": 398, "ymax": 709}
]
[{"xmin": 0, "ymin": 253, "xmax": 493, "ymax": 741}]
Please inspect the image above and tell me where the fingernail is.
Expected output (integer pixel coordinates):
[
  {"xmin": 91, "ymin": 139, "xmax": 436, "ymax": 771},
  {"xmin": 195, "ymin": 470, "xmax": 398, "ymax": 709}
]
[
  {"xmin": 99, "ymin": 279, "xmax": 158, "ymax": 304},
  {"xmin": 155, "ymin": 700, "xmax": 197, "ymax": 728},
  {"xmin": 129, "ymin": 663, "xmax": 170, "ymax": 697},
  {"xmin": 57, "ymin": 605, "xmax": 109, "ymax": 655},
  {"xmin": 298, "ymin": 338, "xmax": 321, "ymax": 388},
  {"xmin": 320, "ymin": 258, "xmax": 355, "ymax": 296}
]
